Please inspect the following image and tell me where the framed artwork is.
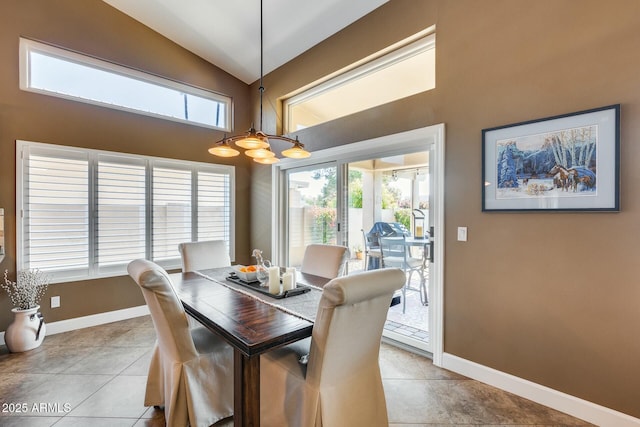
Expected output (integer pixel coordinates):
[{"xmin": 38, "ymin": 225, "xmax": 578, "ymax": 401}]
[{"xmin": 482, "ymin": 104, "xmax": 620, "ymax": 212}]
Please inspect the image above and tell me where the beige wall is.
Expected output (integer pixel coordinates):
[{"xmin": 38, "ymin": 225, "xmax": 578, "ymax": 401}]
[
  {"xmin": 254, "ymin": 0, "xmax": 640, "ymax": 418},
  {"xmin": 2, "ymin": 0, "xmax": 639, "ymax": 420},
  {"xmin": 0, "ymin": 1, "xmax": 254, "ymax": 329}
]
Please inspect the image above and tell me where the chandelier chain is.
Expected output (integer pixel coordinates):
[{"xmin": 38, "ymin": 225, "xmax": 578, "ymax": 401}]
[{"xmin": 207, "ymin": 0, "xmax": 310, "ymax": 161}]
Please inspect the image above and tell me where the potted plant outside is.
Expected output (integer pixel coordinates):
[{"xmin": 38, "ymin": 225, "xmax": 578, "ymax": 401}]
[{"xmin": 2, "ymin": 269, "xmax": 49, "ymax": 352}]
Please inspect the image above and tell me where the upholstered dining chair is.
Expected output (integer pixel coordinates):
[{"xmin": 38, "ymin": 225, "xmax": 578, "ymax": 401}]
[
  {"xmin": 300, "ymin": 243, "xmax": 350, "ymax": 279},
  {"xmin": 178, "ymin": 240, "xmax": 230, "ymax": 272},
  {"xmin": 379, "ymin": 236, "xmax": 426, "ymax": 314},
  {"xmin": 260, "ymin": 267, "xmax": 406, "ymax": 427},
  {"xmin": 127, "ymin": 259, "xmax": 233, "ymax": 427}
]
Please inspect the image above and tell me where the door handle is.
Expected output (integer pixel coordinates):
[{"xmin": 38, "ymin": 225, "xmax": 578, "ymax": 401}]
[{"xmin": 429, "ymin": 226, "xmax": 434, "ymax": 263}]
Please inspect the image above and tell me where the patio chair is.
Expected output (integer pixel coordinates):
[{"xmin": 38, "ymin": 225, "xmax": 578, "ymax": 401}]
[
  {"xmin": 362, "ymin": 229, "xmax": 382, "ymax": 270},
  {"xmin": 379, "ymin": 235, "xmax": 426, "ymax": 313}
]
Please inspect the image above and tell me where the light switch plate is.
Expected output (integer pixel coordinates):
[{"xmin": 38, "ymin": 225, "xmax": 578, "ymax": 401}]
[
  {"xmin": 457, "ymin": 227, "xmax": 468, "ymax": 242},
  {"xmin": 51, "ymin": 296, "xmax": 60, "ymax": 308}
]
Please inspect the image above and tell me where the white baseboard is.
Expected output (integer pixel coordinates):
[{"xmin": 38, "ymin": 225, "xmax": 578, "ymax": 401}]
[
  {"xmin": 1, "ymin": 305, "xmax": 150, "ymax": 346},
  {"xmin": 442, "ymin": 353, "xmax": 640, "ymax": 427}
]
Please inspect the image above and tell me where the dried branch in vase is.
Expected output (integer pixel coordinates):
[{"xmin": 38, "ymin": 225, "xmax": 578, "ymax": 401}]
[{"xmin": 2, "ymin": 269, "xmax": 50, "ymax": 310}]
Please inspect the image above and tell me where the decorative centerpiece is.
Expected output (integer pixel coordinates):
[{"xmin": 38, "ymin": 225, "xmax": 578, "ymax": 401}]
[
  {"xmin": 2, "ymin": 269, "xmax": 49, "ymax": 352},
  {"xmin": 252, "ymin": 249, "xmax": 271, "ymax": 287}
]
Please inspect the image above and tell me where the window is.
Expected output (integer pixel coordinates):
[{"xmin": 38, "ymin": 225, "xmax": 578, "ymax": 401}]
[
  {"xmin": 17, "ymin": 141, "xmax": 235, "ymax": 282},
  {"xmin": 284, "ymin": 31, "xmax": 435, "ymax": 133},
  {"xmin": 19, "ymin": 38, "xmax": 231, "ymax": 131}
]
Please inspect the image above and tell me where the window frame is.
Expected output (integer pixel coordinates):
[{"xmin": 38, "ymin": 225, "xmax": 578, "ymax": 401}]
[
  {"xmin": 19, "ymin": 38, "xmax": 232, "ymax": 131},
  {"xmin": 16, "ymin": 140, "xmax": 235, "ymax": 283}
]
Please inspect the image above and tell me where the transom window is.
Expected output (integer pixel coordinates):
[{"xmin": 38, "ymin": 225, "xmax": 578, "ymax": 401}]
[
  {"xmin": 19, "ymin": 38, "xmax": 231, "ymax": 131},
  {"xmin": 284, "ymin": 30, "xmax": 435, "ymax": 133},
  {"xmin": 16, "ymin": 141, "xmax": 235, "ymax": 282}
]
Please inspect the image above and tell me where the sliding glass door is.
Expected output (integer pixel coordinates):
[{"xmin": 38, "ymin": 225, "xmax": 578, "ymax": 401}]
[
  {"xmin": 285, "ymin": 164, "xmax": 339, "ymax": 268},
  {"xmin": 275, "ymin": 125, "xmax": 445, "ymax": 356},
  {"xmin": 282, "ymin": 152, "xmax": 432, "ymax": 352}
]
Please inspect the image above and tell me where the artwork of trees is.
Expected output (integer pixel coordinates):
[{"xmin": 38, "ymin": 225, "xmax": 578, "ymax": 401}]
[{"xmin": 496, "ymin": 125, "xmax": 598, "ymax": 194}]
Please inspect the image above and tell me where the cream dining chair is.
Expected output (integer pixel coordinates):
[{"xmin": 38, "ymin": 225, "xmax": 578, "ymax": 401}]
[
  {"xmin": 260, "ymin": 267, "xmax": 406, "ymax": 427},
  {"xmin": 127, "ymin": 259, "xmax": 233, "ymax": 427},
  {"xmin": 300, "ymin": 243, "xmax": 350, "ymax": 279},
  {"xmin": 178, "ymin": 240, "xmax": 230, "ymax": 272}
]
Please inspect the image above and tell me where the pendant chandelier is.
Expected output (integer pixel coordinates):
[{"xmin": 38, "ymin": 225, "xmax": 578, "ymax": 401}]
[{"xmin": 208, "ymin": 0, "xmax": 310, "ymax": 164}]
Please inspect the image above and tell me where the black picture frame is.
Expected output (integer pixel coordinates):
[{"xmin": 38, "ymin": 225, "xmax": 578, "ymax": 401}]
[{"xmin": 482, "ymin": 104, "xmax": 620, "ymax": 212}]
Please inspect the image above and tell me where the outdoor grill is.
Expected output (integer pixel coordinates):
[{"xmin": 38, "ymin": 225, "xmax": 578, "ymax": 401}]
[
  {"xmin": 365, "ymin": 222, "xmax": 410, "ymax": 269},
  {"xmin": 367, "ymin": 222, "xmax": 410, "ymax": 245}
]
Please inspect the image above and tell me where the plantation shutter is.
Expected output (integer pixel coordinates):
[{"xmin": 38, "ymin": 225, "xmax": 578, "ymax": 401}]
[
  {"xmin": 22, "ymin": 146, "xmax": 90, "ymax": 280},
  {"xmin": 18, "ymin": 141, "xmax": 235, "ymax": 281},
  {"xmin": 97, "ymin": 155, "xmax": 146, "ymax": 274},
  {"xmin": 197, "ymin": 171, "xmax": 231, "ymax": 244},
  {"xmin": 152, "ymin": 166, "xmax": 192, "ymax": 262}
]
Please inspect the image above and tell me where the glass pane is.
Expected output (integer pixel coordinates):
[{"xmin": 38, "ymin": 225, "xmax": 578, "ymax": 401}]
[
  {"xmin": 343, "ymin": 154, "xmax": 430, "ymax": 351},
  {"xmin": 197, "ymin": 171, "xmax": 231, "ymax": 243},
  {"xmin": 25, "ymin": 154, "xmax": 89, "ymax": 274},
  {"xmin": 23, "ymin": 38, "xmax": 230, "ymax": 130},
  {"xmin": 285, "ymin": 35, "xmax": 435, "ymax": 133},
  {"xmin": 287, "ymin": 166, "xmax": 337, "ymax": 268},
  {"xmin": 153, "ymin": 167, "xmax": 192, "ymax": 261},
  {"xmin": 186, "ymin": 94, "xmax": 226, "ymax": 128},
  {"xmin": 347, "ymin": 168, "xmax": 365, "ymax": 268},
  {"xmin": 97, "ymin": 159, "xmax": 146, "ymax": 270},
  {"xmin": 383, "ymin": 170, "xmax": 413, "ymax": 232}
]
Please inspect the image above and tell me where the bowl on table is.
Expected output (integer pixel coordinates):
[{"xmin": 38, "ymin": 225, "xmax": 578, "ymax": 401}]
[{"xmin": 232, "ymin": 265, "xmax": 258, "ymax": 282}]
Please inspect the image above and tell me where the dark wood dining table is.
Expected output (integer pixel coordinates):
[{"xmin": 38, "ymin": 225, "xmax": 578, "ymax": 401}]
[{"xmin": 169, "ymin": 267, "xmax": 328, "ymax": 427}]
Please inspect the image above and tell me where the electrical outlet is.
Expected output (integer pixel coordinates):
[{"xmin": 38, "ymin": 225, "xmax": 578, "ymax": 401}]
[
  {"xmin": 457, "ymin": 226, "xmax": 468, "ymax": 242},
  {"xmin": 51, "ymin": 296, "xmax": 60, "ymax": 308}
]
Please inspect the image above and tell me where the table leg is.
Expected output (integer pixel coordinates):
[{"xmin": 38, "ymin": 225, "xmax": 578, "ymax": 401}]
[{"xmin": 234, "ymin": 349, "xmax": 261, "ymax": 427}]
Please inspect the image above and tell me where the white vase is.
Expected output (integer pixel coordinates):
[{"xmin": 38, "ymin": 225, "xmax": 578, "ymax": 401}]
[{"xmin": 5, "ymin": 305, "xmax": 46, "ymax": 352}]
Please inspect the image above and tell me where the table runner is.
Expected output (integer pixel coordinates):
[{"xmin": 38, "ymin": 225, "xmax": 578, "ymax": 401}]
[{"xmin": 196, "ymin": 267, "xmax": 322, "ymax": 322}]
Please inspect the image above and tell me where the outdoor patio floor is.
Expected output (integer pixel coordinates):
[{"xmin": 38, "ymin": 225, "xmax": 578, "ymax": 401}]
[{"xmin": 348, "ymin": 258, "xmax": 429, "ymax": 345}]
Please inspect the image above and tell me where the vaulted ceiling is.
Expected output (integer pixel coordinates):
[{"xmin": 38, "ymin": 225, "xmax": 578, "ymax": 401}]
[{"xmin": 103, "ymin": 0, "xmax": 388, "ymax": 84}]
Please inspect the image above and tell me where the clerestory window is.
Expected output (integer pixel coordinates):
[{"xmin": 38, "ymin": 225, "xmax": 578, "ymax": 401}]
[
  {"xmin": 284, "ymin": 30, "xmax": 436, "ymax": 133},
  {"xmin": 19, "ymin": 38, "xmax": 231, "ymax": 131}
]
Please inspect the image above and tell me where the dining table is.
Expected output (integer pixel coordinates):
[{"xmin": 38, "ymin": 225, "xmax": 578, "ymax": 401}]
[{"xmin": 169, "ymin": 266, "xmax": 329, "ymax": 427}]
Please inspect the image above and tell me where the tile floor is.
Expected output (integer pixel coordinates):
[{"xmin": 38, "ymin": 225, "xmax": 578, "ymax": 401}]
[{"xmin": 0, "ymin": 316, "xmax": 593, "ymax": 426}]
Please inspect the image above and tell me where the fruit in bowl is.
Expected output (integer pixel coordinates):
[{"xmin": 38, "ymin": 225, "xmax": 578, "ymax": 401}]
[{"xmin": 232, "ymin": 265, "xmax": 258, "ymax": 282}]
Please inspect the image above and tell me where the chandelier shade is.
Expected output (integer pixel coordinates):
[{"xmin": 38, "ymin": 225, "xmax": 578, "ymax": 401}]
[
  {"xmin": 208, "ymin": 0, "xmax": 310, "ymax": 164},
  {"xmin": 281, "ymin": 138, "xmax": 311, "ymax": 159},
  {"xmin": 234, "ymin": 127, "xmax": 269, "ymax": 150},
  {"xmin": 208, "ymin": 138, "xmax": 240, "ymax": 157},
  {"xmin": 245, "ymin": 146, "xmax": 276, "ymax": 159},
  {"xmin": 254, "ymin": 156, "xmax": 279, "ymax": 165}
]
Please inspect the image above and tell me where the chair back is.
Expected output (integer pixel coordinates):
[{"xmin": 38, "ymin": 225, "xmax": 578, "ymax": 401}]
[
  {"xmin": 379, "ymin": 236, "xmax": 409, "ymax": 268},
  {"xmin": 127, "ymin": 259, "xmax": 197, "ymax": 362},
  {"xmin": 305, "ymin": 267, "xmax": 405, "ymax": 424},
  {"xmin": 300, "ymin": 243, "xmax": 349, "ymax": 279},
  {"xmin": 362, "ymin": 229, "xmax": 377, "ymax": 252},
  {"xmin": 178, "ymin": 240, "xmax": 230, "ymax": 272}
]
